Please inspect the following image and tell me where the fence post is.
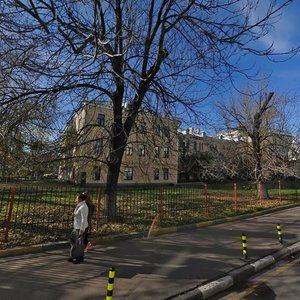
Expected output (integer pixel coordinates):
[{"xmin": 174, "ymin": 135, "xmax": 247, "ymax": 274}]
[
  {"xmin": 259, "ymin": 181, "xmax": 263, "ymax": 208},
  {"xmin": 204, "ymin": 184, "xmax": 208, "ymax": 214},
  {"xmin": 278, "ymin": 179, "xmax": 282, "ymax": 203},
  {"xmin": 233, "ymin": 182, "xmax": 237, "ymax": 210},
  {"xmin": 4, "ymin": 188, "xmax": 15, "ymax": 243},
  {"xmin": 96, "ymin": 189, "xmax": 101, "ymax": 229},
  {"xmin": 147, "ymin": 215, "xmax": 158, "ymax": 239},
  {"xmin": 295, "ymin": 178, "xmax": 298, "ymax": 201},
  {"xmin": 159, "ymin": 185, "xmax": 164, "ymax": 224}
]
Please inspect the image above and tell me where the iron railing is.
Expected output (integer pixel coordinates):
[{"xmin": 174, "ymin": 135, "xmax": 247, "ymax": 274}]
[{"xmin": 0, "ymin": 181, "xmax": 298, "ymax": 246}]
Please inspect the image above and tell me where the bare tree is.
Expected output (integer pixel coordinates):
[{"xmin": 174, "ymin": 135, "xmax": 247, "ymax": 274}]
[
  {"xmin": 0, "ymin": 0, "xmax": 298, "ymax": 219},
  {"xmin": 218, "ymin": 87, "xmax": 295, "ymax": 197}
]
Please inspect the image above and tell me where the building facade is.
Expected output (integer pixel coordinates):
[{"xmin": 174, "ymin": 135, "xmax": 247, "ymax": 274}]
[
  {"xmin": 59, "ymin": 105, "xmax": 300, "ymax": 185},
  {"xmin": 59, "ymin": 102, "xmax": 179, "ymax": 185}
]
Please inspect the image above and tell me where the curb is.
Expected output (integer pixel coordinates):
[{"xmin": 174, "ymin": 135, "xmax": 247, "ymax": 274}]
[
  {"xmin": 0, "ymin": 241, "xmax": 69, "ymax": 258},
  {"xmin": 0, "ymin": 233, "xmax": 146, "ymax": 258},
  {"xmin": 0, "ymin": 203, "xmax": 299, "ymax": 258},
  {"xmin": 155, "ymin": 203, "xmax": 300, "ymax": 235},
  {"xmin": 167, "ymin": 241, "xmax": 300, "ymax": 300}
]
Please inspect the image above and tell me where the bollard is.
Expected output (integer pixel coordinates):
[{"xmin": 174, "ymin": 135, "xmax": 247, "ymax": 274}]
[
  {"xmin": 242, "ymin": 233, "xmax": 248, "ymax": 260},
  {"xmin": 106, "ymin": 267, "xmax": 115, "ymax": 300},
  {"xmin": 277, "ymin": 224, "xmax": 283, "ymax": 243}
]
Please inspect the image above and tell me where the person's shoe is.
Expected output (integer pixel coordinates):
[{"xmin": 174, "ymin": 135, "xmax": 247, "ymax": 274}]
[
  {"xmin": 73, "ymin": 256, "xmax": 84, "ymax": 264},
  {"xmin": 84, "ymin": 241, "xmax": 93, "ymax": 253},
  {"xmin": 67, "ymin": 257, "xmax": 74, "ymax": 262}
]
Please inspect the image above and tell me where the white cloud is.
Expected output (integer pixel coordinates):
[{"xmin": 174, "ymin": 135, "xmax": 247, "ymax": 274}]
[{"xmin": 251, "ymin": 1, "xmax": 298, "ymax": 52}]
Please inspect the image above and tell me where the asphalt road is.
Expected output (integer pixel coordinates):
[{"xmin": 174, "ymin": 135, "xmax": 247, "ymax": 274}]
[{"xmin": 1, "ymin": 206, "xmax": 300, "ymax": 299}]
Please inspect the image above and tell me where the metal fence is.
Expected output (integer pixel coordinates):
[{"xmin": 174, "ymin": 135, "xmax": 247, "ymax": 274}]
[{"xmin": 0, "ymin": 181, "xmax": 299, "ymax": 246}]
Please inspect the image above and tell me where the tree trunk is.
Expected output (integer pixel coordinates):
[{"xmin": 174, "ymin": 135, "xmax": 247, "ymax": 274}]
[
  {"xmin": 254, "ymin": 160, "xmax": 270, "ymax": 199},
  {"xmin": 104, "ymin": 162, "xmax": 121, "ymax": 222},
  {"xmin": 252, "ymin": 92, "xmax": 274, "ymax": 200},
  {"xmin": 104, "ymin": 133, "xmax": 126, "ymax": 221},
  {"xmin": 104, "ymin": 111, "xmax": 128, "ymax": 221}
]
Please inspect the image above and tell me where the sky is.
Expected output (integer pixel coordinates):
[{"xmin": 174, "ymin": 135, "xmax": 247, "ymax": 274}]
[
  {"xmin": 246, "ymin": 1, "xmax": 300, "ymax": 95},
  {"xmin": 200, "ymin": 1, "xmax": 300, "ymax": 135}
]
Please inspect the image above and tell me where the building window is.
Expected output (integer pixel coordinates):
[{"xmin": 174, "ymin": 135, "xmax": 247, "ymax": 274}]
[
  {"xmin": 163, "ymin": 147, "xmax": 169, "ymax": 158},
  {"xmin": 186, "ymin": 141, "xmax": 190, "ymax": 150},
  {"xmin": 194, "ymin": 142, "xmax": 197, "ymax": 151},
  {"xmin": 155, "ymin": 124, "xmax": 161, "ymax": 135},
  {"xmin": 138, "ymin": 144, "xmax": 145, "ymax": 156},
  {"xmin": 124, "ymin": 167, "xmax": 133, "ymax": 180},
  {"xmin": 162, "ymin": 126, "xmax": 170, "ymax": 138},
  {"xmin": 181, "ymin": 141, "xmax": 186, "ymax": 154},
  {"xmin": 154, "ymin": 168, "xmax": 159, "ymax": 180},
  {"xmin": 97, "ymin": 114, "xmax": 105, "ymax": 127},
  {"xmin": 154, "ymin": 146, "xmax": 160, "ymax": 158},
  {"xmin": 94, "ymin": 166, "xmax": 101, "ymax": 181},
  {"xmin": 163, "ymin": 168, "xmax": 169, "ymax": 180},
  {"xmin": 95, "ymin": 138, "xmax": 103, "ymax": 155},
  {"xmin": 125, "ymin": 143, "xmax": 133, "ymax": 156},
  {"xmin": 139, "ymin": 122, "xmax": 146, "ymax": 133}
]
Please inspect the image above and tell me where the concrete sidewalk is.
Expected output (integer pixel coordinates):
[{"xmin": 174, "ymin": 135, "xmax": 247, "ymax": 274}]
[{"xmin": 1, "ymin": 205, "xmax": 300, "ymax": 299}]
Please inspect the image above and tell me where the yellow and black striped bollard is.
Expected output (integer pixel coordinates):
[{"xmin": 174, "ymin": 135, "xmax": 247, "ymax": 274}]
[
  {"xmin": 242, "ymin": 233, "xmax": 248, "ymax": 260},
  {"xmin": 277, "ymin": 224, "xmax": 283, "ymax": 244},
  {"xmin": 106, "ymin": 267, "xmax": 115, "ymax": 300}
]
